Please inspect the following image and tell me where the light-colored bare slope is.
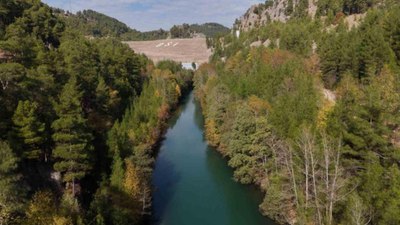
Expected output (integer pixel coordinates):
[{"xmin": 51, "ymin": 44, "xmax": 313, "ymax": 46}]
[{"xmin": 123, "ymin": 38, "xmax": 212, "ymax": 64}]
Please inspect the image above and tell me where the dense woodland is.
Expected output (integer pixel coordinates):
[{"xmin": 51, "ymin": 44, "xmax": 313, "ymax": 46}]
[
  {"xmin": 0, "ymin": 1, "xmax": 192, "ymax": 224},
  {"xmin": 52, "ymin": 9, "xmax": 169, "ymax": 41},
  {"xmin": 169, "ymin": 23, "xmax": 230, "ymax": 39},
  {"xmin": 195, "ymin": 0, "xmax": 400, "ymax": 224},
  {"xmin": 2, "ymin": 0, "xmax": 400, "ymax": 225},
  {"xmin": 52, "ymin": 9, "xmax": 230, "ymax": 41}
]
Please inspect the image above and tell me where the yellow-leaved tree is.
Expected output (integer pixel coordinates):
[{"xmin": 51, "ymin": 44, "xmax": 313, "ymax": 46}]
[{"xmin": 123, "ymin": 160, "xmax": 141, "ymax": 199}]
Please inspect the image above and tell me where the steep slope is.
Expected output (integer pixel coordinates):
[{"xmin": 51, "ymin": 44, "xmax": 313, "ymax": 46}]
[
  {"xmin": 199, "ymin": 0, "xmax": 400, "ymax": 224},
  {"xmin": 234, "ymin": 0, "xmax": 381, "ymax": 32}
]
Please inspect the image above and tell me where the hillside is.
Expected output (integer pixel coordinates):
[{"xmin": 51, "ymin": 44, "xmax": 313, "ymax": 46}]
[
  {"xmin": 170, "ymin": 23, "xmax": 230, "ymax": 38},
  {"xmin": 54, "ymin": 9, "xmax": 230, "ymax": 40},
  {"xmin": 198, "ymin": 0, "xmax": 400, "ymax": 224},
  {"xmin": 2, "ymin": 0, "xmax": 400, "ymax": 225},
  {"xmin": 0, "ymin": 1, "xmax": 194, "ymax": 224},
  {"xmin": 53, "ymin": 9, "xmax": 169, "ymax": 40},
  {"xmin": 234, "ymin": 0, "xmax": 381, "ymax": 31}
]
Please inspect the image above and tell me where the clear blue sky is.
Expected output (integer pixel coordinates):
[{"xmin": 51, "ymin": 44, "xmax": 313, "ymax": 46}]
[{"xmin": 42, "ymin": 0, "xmax": 264, "ymax": 31}]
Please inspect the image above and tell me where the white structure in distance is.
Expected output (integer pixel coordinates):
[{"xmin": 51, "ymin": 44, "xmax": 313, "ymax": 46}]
[
  {"xmin": 182, "ymin": 62, "xmax": 199, "ymax": 70},
  {"xmin": 156, "ymin": 42, "xmax": 180, "ymax": 48}
]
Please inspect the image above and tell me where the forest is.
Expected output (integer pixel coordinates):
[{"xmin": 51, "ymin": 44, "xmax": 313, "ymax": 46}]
[
  {"xmin": 52, "ymin": 9, "xmax": 230, "ymax": 41},
  {"xmin": 1, "ymin": 0, "xmax": 400, "ymax": 224},
  {"xmin": 52, "ymin": 9, "xmax": 170, "ymax": 41},
  {"xmin": 195, "ymin": 0, "xmax": 400, "ymax": 224},
  {"xmin": 169, "ymin": 23, "xmax": 230, "ymax": 39},
  {"xmin": 0, "ymin": 1, "xmax": 192, "ymax": 224}
]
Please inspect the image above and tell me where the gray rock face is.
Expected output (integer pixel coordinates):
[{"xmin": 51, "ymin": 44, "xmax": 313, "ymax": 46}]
[{"xmin": 235, "ymin": 0, "xmax": 319, "ymax": 32}]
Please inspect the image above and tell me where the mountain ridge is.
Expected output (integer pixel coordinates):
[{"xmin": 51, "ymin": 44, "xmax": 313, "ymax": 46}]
[{"xmin": 53, "ymin": 8, "xmax": 230, "ymax": 40}]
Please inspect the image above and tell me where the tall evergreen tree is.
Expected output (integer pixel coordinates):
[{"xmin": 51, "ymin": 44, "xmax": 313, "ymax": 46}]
[
  {"xmin": 384, "ymin": 6, "xmax": 400, "ymax": 64},
  {"xmin": 110, "ymin": 151, "xmax": 124, "ymax": 190},
  {"xmin": 52, "ymin": 75, "xmax": 93, "ymax": 195},
  {"xmin": 0, "ymin": 141, "xmax": 25, "ymax": 224},
  {"xmin": 12, "ymin": 100, "xmax": 46, "ymax": 161}
]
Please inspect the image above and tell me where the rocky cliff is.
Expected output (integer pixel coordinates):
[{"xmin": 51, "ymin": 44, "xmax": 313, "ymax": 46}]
[{"xmin": 235, "ymin": 0, "xmax": 318, "ymax": 31}]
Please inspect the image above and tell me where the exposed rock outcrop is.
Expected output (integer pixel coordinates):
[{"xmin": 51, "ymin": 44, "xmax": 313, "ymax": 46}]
[
  {"xmin": 235, "ymin": 1, "xmax": 290, "ymax": 32},
  {"xmin": 235, "ymin": 0, "xmax": 320, "ymax": 31}
]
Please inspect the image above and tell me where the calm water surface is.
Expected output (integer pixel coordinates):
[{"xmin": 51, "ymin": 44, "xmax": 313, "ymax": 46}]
[{"xmin": 151, "ymin": 92, "xmax": 277, "ymax": 225}]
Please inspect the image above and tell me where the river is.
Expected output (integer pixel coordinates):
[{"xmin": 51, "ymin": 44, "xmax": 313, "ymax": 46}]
[{"xmin": 151, "ymin": 92, "xmax": 277, "ymax": 225}]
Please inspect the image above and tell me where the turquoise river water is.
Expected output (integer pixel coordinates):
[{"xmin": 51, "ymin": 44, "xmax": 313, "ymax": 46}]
[{"xmin": 151, "ymin": 92, "xmax": 277, "ymax": 225}]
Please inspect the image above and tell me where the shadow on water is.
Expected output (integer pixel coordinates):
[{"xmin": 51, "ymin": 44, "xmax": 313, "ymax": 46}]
[
  {"xmin": 205, "ymin": 147, "xmax": 276, "ymax": 225},
  {"xmin": 167, "ymin": 92, "xmax": 192, "ymax": 130},
  {"xmin": 192, "ymin": 97, "xmax": 205, "ymax": 131},
  {"xmin": 193, "ymin": 95, "xmax": 276, "ymax": 225},
  {"xmin": 150, "ymin": 94, "xmax": 192, "ymax": 225},
  {"xmin": 150, "ymin": 92, "xmax": 277, "ymax": 225},
  {"xmin": 151, "ymin": 153, "xmax": 181, "ymax": 224}
]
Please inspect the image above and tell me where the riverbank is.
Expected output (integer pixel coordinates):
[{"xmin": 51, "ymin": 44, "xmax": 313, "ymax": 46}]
[
  {"xmin": 89, "ymin": 61, "xmax": 195, "ymax": 224},
  {"xmin": 150, "ymin": 92, "xmax": 275, "ymax": 225}
]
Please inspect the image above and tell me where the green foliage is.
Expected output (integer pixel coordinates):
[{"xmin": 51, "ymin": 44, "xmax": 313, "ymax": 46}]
[
  {"xmin": 380, "ymin": 165, "xmax": 400, "ymax": 224},
  {"xmin": 280, "ymin": 20, "xmax": 313, "ymax": 56},
  {"xmin": 384, "ymin": 6, "xmax": 400, "ymax": 64},
  {"xmin": 102, "ymin": 59, "xmax": 192, "ymax": 224},
  {"xmin": 293, "ymin": 0, "xmax": 309, "ymax": 18},
  {"xmin": 227, "ymin": 104, "xmax": 273, "ymax": 184},
  {"xmin": 54, "ymin": 9, "xmax": 229, "ymax": 40},
  {"xmin": 195, "ymin": 3, "xmax": 400, "ymax": 222},
  {"xmin": 0, "ymin": 63, "xmax": 26, "ymax": 90},
  {"xmin": 317, "ymin": 0, "xmax": 345, "ymax": 16},
  {"xmin": 227, "ymin": 104, "xmax": 257, "ymax": 183},
  {"xmin": 52, "ymin": 76, "xmax": 93, "ymax": 185},
  {"xmin": 318, "ymin": 29, "xmax": 358, "ymax": 87},
  {"xmin": 317, "ymin": 0, "xmax": 379, "ymax": 16},
  {"xmin": 12, "ymin": 100, "xmax": 46, "ymax": 160},
  {"xmin": 25, "ymin": 191, "xmax": 57, "ymax": 225},
  {"xmin": 285, "ymin": 0, "xmax": 294, "ymax": 15},
  {"xmin": 269, "ymin": 72, "xmax": 319, "ymax": 138},
  {"xmin": 67, "ymin": 9, "xmax": 131, "ymax": 37},
  {"xmin": 185, "ymin": 23, "xmax": 230, "ymax": 38},
  {"xmin": 357, "ymin": 25, "xmax": 392, "ymax": 78},
  {"xmin": 0, "ymin": 1, "xmax": 154, "ymax": 224},
  {"xmin": 260, "ymin": 174, "xmax": 288, "ymax": 223},
  {"xmin": 0, "ymin": 141, "xmax": 26, "ymax": 223},
  {"xmin": 156, "ymin": 60, "xmax": 183, "ymax": 74},
  {"xmin": 110, "ymin": 152, "xmax": 125, "ymax": 190}
]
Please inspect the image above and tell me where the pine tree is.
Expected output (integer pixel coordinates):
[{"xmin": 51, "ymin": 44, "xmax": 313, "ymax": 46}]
[
  {"xmin": 12, "ymin": 100, "xmax": 45, "ymax": 160},
  {"xmin": 357, "ymin": 20, "xmax": 392, "ymax": 78},
  {"xmin": 0, "ymin": 141, "xmax": 25, "ymax": 224},
  {"xmin": 384, "ymin": 6, "xmax": 400, "ymax": 64},
  {"xmin": 52, "ymin": 75, "xmax": 93, "ymax": 195},
  {"xmin": 380, "ymin": 165, "xmax": 400, "ymax": 224},
  {"xmin": 95, "ymin": 76, "xmax": 110, "ymax": 113},
  {"xmin": 110, "ymin": 151, "xmax": 124, "ymax": 190}
]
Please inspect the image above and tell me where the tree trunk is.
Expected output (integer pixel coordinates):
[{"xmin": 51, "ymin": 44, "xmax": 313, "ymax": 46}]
[
  {"xmin": 72, "ymin": 178, "xmax": 75, "ymax": 196},
  {"xmin": 310, "ymin": 148, "xmax": 322, "ymax": 225},
  {"xmin": 285, "ymin": 147, "xmax": 299, "ymax": 208}
]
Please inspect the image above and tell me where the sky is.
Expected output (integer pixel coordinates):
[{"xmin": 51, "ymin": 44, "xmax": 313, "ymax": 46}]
[{"xmin": 42, "ymin": 0, "xmax": 264, "ymax": 31}]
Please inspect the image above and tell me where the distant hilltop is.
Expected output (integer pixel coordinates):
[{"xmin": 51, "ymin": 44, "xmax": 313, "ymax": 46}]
[
  {"xmin": 53, "ymin": 8, "xmax": 230, "ymax": 41},
  {"xmin": 234, "ymin": 0, "xmax": 385, "ymax": 32}
]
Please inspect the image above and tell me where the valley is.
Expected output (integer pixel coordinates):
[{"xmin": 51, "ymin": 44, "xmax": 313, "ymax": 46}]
[{"xmin": 1, "ymin": 0, "xmax": 400, "ymax": 225}]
